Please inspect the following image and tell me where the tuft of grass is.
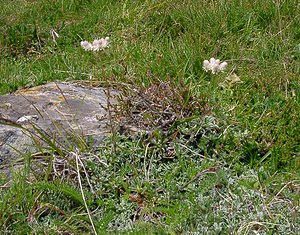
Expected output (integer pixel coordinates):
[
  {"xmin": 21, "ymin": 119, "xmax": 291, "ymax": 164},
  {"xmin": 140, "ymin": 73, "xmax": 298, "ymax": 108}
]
[{"xmin": 0, "ymin": 0, "xmax": 299, "ymax": 233}]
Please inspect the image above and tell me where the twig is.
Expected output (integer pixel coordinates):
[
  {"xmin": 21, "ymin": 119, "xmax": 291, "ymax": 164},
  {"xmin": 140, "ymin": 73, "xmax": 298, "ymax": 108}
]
[
  {"xmin": 178, "ymin": 143, "xmax": 207, "ymax": 159},
  {"xmin": 0, "ymin": 180, "xmax": 12, "ymax": 188},
  {"xmin": 180, "ymin": 166, "xmax": 219, "ymax": 191},
  {"xmin": 144, "ymin": 143, "xmax": 150, "ymax": 181},
  {"xmin": 267, "ymin": 181, "xmax": 292, "ymax": 205},
  {"xmin": 73, "ymin": 151, "xmax": 97, "ymax": 235},
  {"xmin": 77, "ymin": 155, "xmax": 95, "ymax": 194},
  {"xmin": 0, "ymin": 116, "xmax": 22, "ymax": 127},
  {"xmin": 55, "ymin": 82, "xmax": 70, "ymax": 106}
]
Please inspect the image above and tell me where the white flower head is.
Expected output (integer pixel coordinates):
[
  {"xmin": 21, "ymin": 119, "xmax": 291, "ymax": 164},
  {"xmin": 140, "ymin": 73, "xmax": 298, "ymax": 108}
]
[
  {"xmin": 203, "ymin": 57, "xmax": 228, "ymax": 74},
  {"xmin": 92, "ymin": 37, "xmax": 110, "ymax": 51},
  {"xmin": 80, "ymin": 41, "xmax": 93, "ymax": 51},
  {"xmin": 203, "ymin": 60, "xmax": 210, "ymax": 71},
  {"xmin": 81, "ymin": 37, "xmax": 110, "ymax": 51},
  {"xmin": 219, "ymin": 62, "xmax": 228, "ymax": 71},
  {"xmin": 101, "ymin": 37, "xmax": 110, "ymax": 48}
]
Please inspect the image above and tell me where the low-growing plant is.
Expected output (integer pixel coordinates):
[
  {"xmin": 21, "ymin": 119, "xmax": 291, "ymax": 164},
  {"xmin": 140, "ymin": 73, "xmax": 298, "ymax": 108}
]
[{"xmin": 0, "ymin": 0, "xmax": 299, "ymax": 233}]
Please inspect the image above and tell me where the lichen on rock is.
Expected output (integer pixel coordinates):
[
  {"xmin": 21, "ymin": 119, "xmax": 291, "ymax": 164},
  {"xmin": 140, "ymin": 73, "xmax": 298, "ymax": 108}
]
[{"xmin": 0, "ymin": 82, "xmax": 118, "ymax": 166}]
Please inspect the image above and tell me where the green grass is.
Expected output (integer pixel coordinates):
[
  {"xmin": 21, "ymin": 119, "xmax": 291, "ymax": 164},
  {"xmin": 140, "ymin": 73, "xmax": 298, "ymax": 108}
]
[{"xmin": 0, "ymin": 0, "xmax": 299, "ymax": 234}]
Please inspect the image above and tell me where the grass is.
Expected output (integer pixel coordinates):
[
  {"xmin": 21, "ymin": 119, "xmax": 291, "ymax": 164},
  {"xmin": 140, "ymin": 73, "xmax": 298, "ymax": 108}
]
[{"xmin": 0, "ymin": 0, "xmax": 299, "ymax": 234}]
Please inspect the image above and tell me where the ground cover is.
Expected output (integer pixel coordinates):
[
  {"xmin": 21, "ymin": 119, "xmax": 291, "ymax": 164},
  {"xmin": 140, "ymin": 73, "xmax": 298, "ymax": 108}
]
[{"xmin": 0, "ymin": 0, "xmax": 299, "ymax": 234}]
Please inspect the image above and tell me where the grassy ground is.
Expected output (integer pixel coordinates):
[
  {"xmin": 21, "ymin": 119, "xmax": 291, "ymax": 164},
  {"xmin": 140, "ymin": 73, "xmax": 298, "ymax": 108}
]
[{"xmin": 0, "ymin": 0, "xmax": 299, "ymax": 234}]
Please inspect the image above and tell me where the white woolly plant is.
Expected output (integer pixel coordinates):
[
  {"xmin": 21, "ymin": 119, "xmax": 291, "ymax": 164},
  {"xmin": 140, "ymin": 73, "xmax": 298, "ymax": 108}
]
[
  {"xmin": 203, "ymin": 58, "xmax": 228, "ymax": 74},
  {"xmin": 80, "ymin": 37, "xmax": 110, "ymax": 51}
]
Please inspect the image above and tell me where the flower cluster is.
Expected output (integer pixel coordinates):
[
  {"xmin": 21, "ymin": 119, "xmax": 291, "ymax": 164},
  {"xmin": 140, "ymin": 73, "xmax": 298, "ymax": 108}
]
[
  {"xmin": 203, "ymin": 58, "xmax": 228, "ymax": 74},
  {"xmin": 80, "ymin": 37, "xmax": 110, "ymax": 51}
]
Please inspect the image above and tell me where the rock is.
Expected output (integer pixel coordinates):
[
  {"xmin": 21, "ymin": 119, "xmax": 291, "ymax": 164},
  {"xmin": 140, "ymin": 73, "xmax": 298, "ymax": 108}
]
[{"xmin": 0, "ymin": 82, "xmax": 118, "ymax": 166}]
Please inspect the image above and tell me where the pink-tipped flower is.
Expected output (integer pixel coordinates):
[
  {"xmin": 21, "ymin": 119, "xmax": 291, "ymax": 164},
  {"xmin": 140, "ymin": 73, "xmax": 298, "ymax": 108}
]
[{"xmin": 80, "ymin": 41, "xmax": 93, "ymax": 51}]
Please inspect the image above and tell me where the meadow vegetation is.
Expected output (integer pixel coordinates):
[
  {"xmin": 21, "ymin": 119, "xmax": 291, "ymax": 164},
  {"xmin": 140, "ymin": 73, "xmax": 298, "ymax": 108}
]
[{"xmin": 0, "ymin": 0, "xmax": 299, "ymax": 234}]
